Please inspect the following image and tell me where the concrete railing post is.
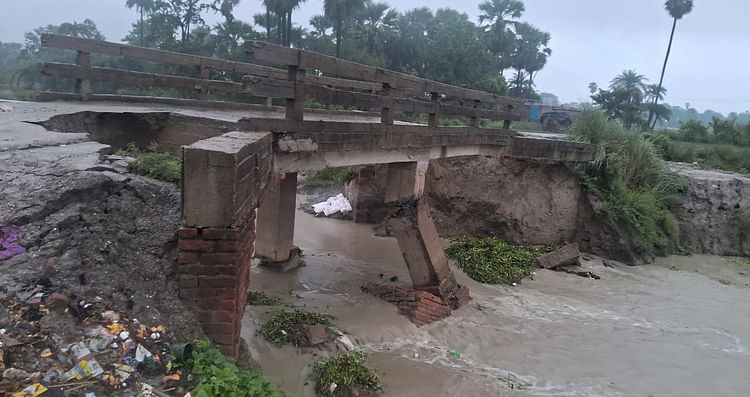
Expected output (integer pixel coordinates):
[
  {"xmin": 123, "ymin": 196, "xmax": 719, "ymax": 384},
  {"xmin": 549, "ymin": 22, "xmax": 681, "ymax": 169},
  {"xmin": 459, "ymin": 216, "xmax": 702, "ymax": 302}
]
[{"xmin": 75, "ymin": 51, "xmax": 92, "ymax": 101}]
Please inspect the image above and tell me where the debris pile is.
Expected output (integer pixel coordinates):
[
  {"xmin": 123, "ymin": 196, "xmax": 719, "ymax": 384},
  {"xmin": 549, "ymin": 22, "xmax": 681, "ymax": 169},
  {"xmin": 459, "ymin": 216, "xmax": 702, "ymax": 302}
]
[
  {"xmin": 361, "ymin": 283, "xmax": 469, "ymax": 327},
  {"xmin": 0, "ymin": 283, "xmax": 195, "ymax": 396}
]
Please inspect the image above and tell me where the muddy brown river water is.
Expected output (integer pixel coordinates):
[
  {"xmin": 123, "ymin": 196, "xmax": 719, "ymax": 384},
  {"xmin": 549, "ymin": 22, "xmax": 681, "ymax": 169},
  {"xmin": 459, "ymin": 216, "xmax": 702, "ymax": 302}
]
[{"xmin": 242, "ymin": 206, "xmax": 750, "ymax": 397}]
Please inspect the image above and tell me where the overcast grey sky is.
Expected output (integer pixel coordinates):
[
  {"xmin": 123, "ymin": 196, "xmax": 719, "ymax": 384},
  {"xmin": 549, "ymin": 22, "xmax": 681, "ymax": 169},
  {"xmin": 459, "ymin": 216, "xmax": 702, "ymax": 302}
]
[{"xmin": 1, "ymin": 0, "xmax": 747, "ymax": 114}]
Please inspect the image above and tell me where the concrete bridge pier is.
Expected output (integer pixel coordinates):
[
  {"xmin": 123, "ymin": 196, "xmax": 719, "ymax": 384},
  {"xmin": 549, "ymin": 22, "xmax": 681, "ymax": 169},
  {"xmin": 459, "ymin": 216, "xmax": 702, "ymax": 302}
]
[
  {"xmin": 384, "ymin": 162, "xmax": 464, "ymax": 303},
  {"xmin": 254, "ymin": 172, "xmax": 302, "ymax": 271},
  {"xmin": 178, "ymin": 131, "xmax": 273, "ymax": 357}
]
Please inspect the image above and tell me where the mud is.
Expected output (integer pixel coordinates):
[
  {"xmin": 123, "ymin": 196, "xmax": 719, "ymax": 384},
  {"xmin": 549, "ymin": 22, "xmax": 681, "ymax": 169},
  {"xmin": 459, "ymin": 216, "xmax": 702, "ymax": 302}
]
[
  {"xmin": 0, "ymin": 104, "xmax": 201, "ymax": 340},
  {"xmin": 244, "ymin": 205, "xmax": 750, "ymax": 397}
]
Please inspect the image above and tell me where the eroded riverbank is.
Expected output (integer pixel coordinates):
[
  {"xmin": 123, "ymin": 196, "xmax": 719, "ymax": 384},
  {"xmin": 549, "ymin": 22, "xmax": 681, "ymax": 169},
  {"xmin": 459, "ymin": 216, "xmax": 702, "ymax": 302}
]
[{"xmin": 243, "ymin": 206, "xmax": 750, "ymax": 397}]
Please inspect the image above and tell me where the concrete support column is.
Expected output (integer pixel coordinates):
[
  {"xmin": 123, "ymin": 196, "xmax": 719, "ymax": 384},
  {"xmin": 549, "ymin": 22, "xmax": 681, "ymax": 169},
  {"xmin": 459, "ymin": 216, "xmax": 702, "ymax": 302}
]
[
  {"xmin": 346, "ymin": 165, "xmax": 389, "ymax": 224},
  {"xmin": 179, "ymin": 132, "xmax": 272, "ymax": 357},
  {"xmin": 385, "ymin": 162, "xmax": 464, "ymax": 301},
  {"xmin": 385, "ymin": 162, "xmax": 418, "ymax": 202},
  {"xmin": 255, "ymin": 172, "xmax": 298, "ymax": 266}
]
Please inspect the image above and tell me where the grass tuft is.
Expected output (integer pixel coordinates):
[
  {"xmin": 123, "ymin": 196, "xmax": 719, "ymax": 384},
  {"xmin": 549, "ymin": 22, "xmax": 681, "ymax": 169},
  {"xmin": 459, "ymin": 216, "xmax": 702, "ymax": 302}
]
[
  {"xmin": 568, "ymin": 111, "xmax": 683, "ymax": 255},
  {"xmin": 116, "ymin": 142, "xmax": 182, "ymax": 184},
  {"xmin": 247, "ymin": 291, "xmax": 282, "ymax": 306},
  {"xmin": 311, "ymin": 352, "xmax": 382, "ymax": 397},
  {"xmin": 259, "ymin": 309, "xmax": 335, "ymax": 346},
  {"xmin": 445, "ymin": 237, "xmax": 554, "ymax": 285}
]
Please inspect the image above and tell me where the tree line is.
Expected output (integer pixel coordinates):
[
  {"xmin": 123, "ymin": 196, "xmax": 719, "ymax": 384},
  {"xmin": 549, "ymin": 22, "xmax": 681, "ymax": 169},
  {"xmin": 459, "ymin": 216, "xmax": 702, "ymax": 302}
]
[{"xmin": 0, "ymin": 0, "xmax": 555, "ymax": 100}]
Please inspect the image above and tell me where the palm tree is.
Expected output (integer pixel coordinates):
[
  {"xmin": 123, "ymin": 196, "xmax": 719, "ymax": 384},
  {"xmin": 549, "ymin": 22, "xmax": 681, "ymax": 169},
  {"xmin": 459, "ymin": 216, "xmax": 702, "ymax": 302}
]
[
  {"xmin": 478, "ymin": 0, "xmax": 524, "ymax": 28},
  {"xmin": 125, "ymin": 0, "xmax": 155, "ymax": 46},
  {"xmin": 283, "ymin": 0, "xmax": 306, "ymax": 47},
  {"xmin": 355, "ymin": 1, "xmax": 397, "ymax": 55},
  {"xmin": 478, "ymin": 0, "xmax": 524, "ymax": 75},
  {"xmin": 650, "ymin": 0, "xmax": 693, "ymax": 128},
  {"xmin": 324, "ymin": 0, "xmax": 365, "ymax": 57}
]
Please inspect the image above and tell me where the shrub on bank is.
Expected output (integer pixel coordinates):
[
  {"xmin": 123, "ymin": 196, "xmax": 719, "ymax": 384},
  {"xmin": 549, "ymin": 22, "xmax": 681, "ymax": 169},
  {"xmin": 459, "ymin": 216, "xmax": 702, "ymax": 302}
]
[
  {"xmin": 188, "ymin": 340, "xmax": 286, "ymax": 397},
  {"xmin": 568, "ymin": 111, "xmax": 683, "ymax": 255},
  {"xmin": 116, "ymin": 143, "xmax": 182, "ymax": 184}
]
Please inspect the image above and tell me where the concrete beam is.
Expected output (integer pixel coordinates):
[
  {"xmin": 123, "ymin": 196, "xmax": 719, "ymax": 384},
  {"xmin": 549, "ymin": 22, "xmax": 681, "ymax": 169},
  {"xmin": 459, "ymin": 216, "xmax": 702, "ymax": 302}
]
[{"xmin": 255, "ymin": 172, "xmax": 298, "ymax": 263}]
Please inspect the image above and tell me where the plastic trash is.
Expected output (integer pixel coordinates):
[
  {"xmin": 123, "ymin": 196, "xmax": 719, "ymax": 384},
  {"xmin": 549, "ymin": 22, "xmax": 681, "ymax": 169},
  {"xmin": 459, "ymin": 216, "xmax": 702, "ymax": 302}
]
[
  {"xmin": 448, "ymin": 349, "xmax": 461, "ymax": 358},
  {"xmin": 311, "ymin": 194, "xmax": 352, "ymax": 217},
  {"xmin": 0, "ymin": 225, "xmax": 25, "ymax": 261},
  {"xmin": 11, "ymin": 383, "xmax": 46, "ymax": 397}
]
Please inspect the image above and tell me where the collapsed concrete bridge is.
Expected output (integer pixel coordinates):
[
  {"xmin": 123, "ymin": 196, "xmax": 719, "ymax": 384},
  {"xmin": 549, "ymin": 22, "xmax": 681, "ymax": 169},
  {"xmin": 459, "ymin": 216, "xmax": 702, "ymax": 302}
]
[{"xmin": 35, "ymin": 34, "xmax": 594, "ymax": 356}]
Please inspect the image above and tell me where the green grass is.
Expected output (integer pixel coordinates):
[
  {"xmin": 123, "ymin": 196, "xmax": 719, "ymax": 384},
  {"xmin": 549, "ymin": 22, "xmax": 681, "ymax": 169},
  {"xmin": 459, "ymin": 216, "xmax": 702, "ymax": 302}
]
[
  {"xmin": 445, "ymin": 237, "xmax": 554, "ymax": 285},
  {"xmin": 187, "ymin": 340, "xmax": 286, "ymax": 397},
  {"xmin": 569, "ymin": 111, "xmax": 683, "ymax": 255},
  {"xmin": 259, "ymin": 309, "xmax": 335, "ymax": 346},
  {"xmin": 304, "ymin": 167, "xmax": 355, "ymax": 188},
  {"xmin": 311, "ymin": 352, "xmax": 382, "ymax": 397},
  {"xmin": 247, "ymin": 291, "xmax": 282, "ymax": 306},
  {"xmin": 116, "ymin": 142, "xmax": 182, "ymax": 184},
  {"xmin": 658, "ymin": 139, "xmax": 750, "ymax": 174}
]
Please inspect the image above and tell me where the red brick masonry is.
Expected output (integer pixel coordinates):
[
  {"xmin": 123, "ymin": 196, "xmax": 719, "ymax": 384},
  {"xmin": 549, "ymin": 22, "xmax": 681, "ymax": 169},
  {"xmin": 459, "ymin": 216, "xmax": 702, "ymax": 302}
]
[
  {"xmin": 178, "ymin": 223, "xmax": 254, "ymax": 357},
  {"xmin": 362, "ymin": 283, "xmax": 471, "ymax": 327}
]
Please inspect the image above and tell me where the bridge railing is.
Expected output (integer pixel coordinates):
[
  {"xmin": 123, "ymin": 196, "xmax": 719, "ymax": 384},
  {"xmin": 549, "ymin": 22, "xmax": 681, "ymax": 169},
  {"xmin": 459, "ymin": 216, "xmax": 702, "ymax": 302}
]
[{"xmin": 38, "ymin": 34, "xmax": 527, "ymax": 129}]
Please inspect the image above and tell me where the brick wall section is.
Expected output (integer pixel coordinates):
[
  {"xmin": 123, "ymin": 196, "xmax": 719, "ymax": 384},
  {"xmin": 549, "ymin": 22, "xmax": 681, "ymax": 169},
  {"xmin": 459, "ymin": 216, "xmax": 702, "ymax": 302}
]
[
  {"xmin": 180, "ymin": 131, "xmax": 272, "ymax": 357},
  {"xmin": 362, "ymin": 283, "xmax": 471, "ymax": 327}
]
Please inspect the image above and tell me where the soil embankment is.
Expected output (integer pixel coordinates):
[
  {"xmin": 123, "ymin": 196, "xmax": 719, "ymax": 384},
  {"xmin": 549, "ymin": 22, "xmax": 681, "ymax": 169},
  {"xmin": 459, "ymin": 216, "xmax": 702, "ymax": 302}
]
[{"xmin": 424, "ymin": 156, "xmax": 750, "ymax": 261}]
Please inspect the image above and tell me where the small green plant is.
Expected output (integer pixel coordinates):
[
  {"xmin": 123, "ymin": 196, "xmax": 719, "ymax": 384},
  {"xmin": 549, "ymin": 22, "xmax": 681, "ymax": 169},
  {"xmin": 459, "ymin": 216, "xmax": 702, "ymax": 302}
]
[
  {"xmin": 259, "ymin": 309, "xmax": 335, "ymax": 346},
  {"xmin": 445, "ymin": 237, "xmax": 552, "ymax": 285},
  {"xmin": 116, "ymin": 142, "xmax": 182, "ymax": 183},
  {"xmin": 305, "ymin": 167, "xmax": 356, "ymax": 188},
  {"xmin": 311, "ymin": 352, "xmax": 382, "ymax": 397},
  {"xmin": 188, "ymin": 340, "xmax": 286, "ymax": 397},
  {"xmin": 247, "ymin": 291, "xmax": 282, "ymax": 306}
]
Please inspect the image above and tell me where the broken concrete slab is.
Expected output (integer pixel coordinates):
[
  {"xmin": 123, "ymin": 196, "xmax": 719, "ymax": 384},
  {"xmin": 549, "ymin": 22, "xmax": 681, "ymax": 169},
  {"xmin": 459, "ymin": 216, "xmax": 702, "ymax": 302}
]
[{"xmin": 535, "ymin": 243, "xmax": 581, "ymax": 269}]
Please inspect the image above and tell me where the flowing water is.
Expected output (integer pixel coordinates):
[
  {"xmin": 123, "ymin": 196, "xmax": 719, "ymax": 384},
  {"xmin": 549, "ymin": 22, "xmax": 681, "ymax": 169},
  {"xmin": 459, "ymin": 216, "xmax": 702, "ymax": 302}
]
[{"xmin": 242, "ymin": 207, "xmax": 750, "ymax": 397}]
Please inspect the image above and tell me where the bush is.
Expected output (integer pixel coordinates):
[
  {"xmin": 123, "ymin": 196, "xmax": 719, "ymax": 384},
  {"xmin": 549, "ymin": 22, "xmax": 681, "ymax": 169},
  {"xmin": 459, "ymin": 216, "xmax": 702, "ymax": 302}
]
[
  {"xmin": 445, "ymin": 237, "xmax": 553, "ymax": 284},
  {"xmin": 311, "ymin": 352, "xmax": 382, "ymax": 397},
  {"xmin": 116, "ymin": 143, "xmax": 182, "ymax": 183},
  {"xmin": 568, "ymin": 111, "xmax": 683, "ymax": 255},
  {"xmin": 259, "ymin": 309, "xmax": 335, "ymax": 346},
  {"xmin": 305, "ymin": 167, "xmax": 355, "ymax": 187},
  {"xmin": 188, "ymin": 340, "xmax": 286, "ymax": 397}
]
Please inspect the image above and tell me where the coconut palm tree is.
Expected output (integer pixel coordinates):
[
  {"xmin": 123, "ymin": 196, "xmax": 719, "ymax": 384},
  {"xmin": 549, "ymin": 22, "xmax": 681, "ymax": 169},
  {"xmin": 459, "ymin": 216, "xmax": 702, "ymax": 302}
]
[
  {"xmin": 478, "ymin": 0, "xmax": 524, "ymax": 74},
  {"xmin": 649, "ymin": 0, "xmax": 693, "ymax": 128},
  {"xmin": 324, "ymin": 0, "xmax": 365, "ymax": 57},
  {"xmin": 354, "ymin": 1, "xmax": 397, "ymax": 55},
  {"xmin": 125, "ymin": 0, "xmax": 155, "ymax": 46}
]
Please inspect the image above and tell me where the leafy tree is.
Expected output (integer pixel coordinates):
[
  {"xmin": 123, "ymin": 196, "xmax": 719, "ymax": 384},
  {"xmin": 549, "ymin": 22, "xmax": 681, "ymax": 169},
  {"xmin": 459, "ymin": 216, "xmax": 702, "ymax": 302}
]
[
  {"xmin": 324, "ymin": 0, "xmax": 365, "ymax": 57},
  {"xmin": 125, "ymin": 0, "xmax": 156, "ymax": 45},
  {"xmin": 649, "ymin": 0, "xmax": 693, "ymax": 128},
  {"xmin": 25, "ymin": 19, "xmax": 105, "ymax": 54}
]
